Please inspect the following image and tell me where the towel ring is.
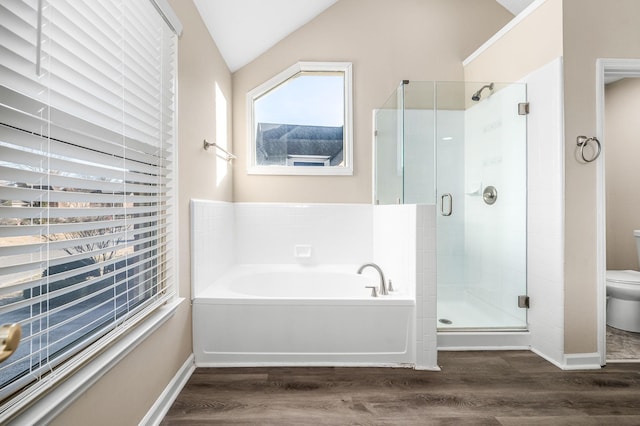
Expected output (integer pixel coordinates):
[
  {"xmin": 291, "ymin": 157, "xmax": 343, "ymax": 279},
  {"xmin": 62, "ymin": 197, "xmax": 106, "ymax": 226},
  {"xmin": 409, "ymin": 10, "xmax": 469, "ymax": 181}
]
[{"xmin": 576, "ymin": 136, "xmax": 601, "ymax": 163}]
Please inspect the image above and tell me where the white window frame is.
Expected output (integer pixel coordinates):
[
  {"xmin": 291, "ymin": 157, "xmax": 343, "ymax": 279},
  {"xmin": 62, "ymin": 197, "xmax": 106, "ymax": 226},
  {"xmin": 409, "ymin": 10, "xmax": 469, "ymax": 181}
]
[{"xmin": 247, "ymin": 61, "xmax": 353, "ymax": 176}]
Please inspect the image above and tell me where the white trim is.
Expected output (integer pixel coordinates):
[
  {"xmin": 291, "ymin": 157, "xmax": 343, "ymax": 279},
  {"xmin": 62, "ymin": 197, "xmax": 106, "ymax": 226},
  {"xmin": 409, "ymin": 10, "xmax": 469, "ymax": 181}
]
[
  {"xmin": 463, "ymin": 0, "xmax": 547, "ymax": 67},
  {"xmin": 414, "ymin": 365, "xmax": 441, "ymax": 372},
  {"xmin": 4, "ymin": 298, "xmax": 185, "ymax": 425},
  {"xmin": 607, "ymin": 358, "xmax": 640, "ymax": 364},
  {"xmin": 596, "ymin": 59, "xmax": 607, "ymax": 368},
  {"xmin": 530, "ymin": 347, "xmax": 564, "ymax": 370},
  {"xmin": 562, "ymin": 352, "xmax": 602, "ymax": 370},
  {"xmin": 595, "ymin": 58, "xmax": 640, "ymax": 366},
  {"xmin": 140, "ymin": 353, "xmax": 195, "ymax": 426},
  {"xmin": 246, "ymin": 61, "xmax": 353, "ymax": 176}
]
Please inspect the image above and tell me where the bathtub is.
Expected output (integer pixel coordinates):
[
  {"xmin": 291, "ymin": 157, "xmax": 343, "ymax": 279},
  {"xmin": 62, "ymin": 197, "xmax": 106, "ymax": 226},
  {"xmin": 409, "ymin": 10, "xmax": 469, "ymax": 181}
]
[{"xmin": 192, "ymin": 264, "xmax": 415, "ymax": 367}]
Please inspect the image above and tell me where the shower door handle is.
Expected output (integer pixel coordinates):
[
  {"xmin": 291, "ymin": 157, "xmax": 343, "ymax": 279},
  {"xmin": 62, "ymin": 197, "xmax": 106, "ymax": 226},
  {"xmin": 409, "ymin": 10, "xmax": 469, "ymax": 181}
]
[{"xmin": 441, "ymin": 193, "xmax": 452, "ymax": 216}]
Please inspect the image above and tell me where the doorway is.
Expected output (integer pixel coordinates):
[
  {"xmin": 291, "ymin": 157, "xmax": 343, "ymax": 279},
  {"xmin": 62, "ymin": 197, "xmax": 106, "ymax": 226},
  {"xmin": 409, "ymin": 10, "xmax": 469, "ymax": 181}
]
[{"xmin": 596, "ymin": 59, "xmax": 640, "ymax": 364}]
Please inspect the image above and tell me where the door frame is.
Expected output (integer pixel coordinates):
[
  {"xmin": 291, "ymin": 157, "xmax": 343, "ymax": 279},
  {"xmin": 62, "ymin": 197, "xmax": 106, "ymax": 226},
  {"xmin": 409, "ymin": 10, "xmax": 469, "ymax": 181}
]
[{"xmin": 596, "ymin": 58, "xmax": 640, "ymax": 366}]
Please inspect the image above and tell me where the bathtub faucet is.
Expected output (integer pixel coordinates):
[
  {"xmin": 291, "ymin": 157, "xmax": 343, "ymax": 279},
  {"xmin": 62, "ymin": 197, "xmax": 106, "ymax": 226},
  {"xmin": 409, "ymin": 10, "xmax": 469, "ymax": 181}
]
[{"xmin": 357, "ymin": 263, "xmax": 388, "ymax": 296}]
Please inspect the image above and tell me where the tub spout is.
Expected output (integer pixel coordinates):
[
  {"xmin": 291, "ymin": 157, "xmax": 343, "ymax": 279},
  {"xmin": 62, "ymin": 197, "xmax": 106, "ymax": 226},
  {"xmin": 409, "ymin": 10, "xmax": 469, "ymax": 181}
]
[{"xmin": 357, "ymin": 263, "xmax": 388, "ymax": 295}]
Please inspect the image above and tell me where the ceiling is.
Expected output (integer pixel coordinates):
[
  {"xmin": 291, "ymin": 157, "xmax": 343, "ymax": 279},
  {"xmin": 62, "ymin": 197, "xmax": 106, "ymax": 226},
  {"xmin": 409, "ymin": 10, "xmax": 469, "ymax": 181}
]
[{"xmin": 194, "ymin": 0, "xmax": 535, "ymax": 73}]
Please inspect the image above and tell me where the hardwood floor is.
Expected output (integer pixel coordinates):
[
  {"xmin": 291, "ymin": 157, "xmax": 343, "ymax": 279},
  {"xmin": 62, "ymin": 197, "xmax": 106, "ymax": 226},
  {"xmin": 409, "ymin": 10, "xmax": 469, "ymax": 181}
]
[{"xmin": 161, "ymin": 351, "xmax": 640, "ymax": 425}]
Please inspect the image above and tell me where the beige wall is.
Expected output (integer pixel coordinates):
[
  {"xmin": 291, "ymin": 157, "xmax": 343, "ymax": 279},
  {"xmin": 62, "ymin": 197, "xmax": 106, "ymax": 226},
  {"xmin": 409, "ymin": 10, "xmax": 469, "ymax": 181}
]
[
  {"xmin": 52, "ymin": 1, "xmax": 233, "ymax": 424},
  {"xmin": 562, "ymin": 0, "xmax": 640, "ymax": 354},
  {"xmin": 463, "ymin": 0, "xmax": 563, "ymax": 82},
  {"xmin": 605, "ymin": 78, "xmax": 640, "ymax": 271},
  {"xmin": 232, "ymin": 0, "xmax": 512, "ymax": 203}
]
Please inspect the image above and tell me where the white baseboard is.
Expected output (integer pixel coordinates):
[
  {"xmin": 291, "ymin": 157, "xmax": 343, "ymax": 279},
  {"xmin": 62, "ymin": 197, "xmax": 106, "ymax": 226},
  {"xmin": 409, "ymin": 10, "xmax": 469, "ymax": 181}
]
[
  {"xmin": 562, "ymin": 352, "xmax": 602, "ymax": 370},
  {"xmin": 140, "ymin": 353, "xmax": 195, "ymax": 426},
  {"xmin": 530, "ymin": 347, "xmax": 564, "ymax": 370},
  {"xmin": 414, "ymin": 365, "xmax": 441, "ymax": 371}
]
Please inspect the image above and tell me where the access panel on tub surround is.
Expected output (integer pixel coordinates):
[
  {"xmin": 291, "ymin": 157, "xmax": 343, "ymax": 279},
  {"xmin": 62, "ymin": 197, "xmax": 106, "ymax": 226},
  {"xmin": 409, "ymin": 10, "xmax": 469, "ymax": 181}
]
[{"xmin": 190, "ymin": 200, "xmax": 438, "ymax": 369}]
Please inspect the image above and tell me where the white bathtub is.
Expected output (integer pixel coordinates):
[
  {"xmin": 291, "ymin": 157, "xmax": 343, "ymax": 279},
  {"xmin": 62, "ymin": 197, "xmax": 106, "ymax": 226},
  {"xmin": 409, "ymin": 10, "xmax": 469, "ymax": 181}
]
[{"xmin": 193, "ymin": 265, "xmax": 415, "ymax": 367}]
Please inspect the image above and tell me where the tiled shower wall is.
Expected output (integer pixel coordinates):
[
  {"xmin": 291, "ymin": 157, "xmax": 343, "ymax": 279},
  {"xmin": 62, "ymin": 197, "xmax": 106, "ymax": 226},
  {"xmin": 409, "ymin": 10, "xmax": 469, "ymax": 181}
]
[
  {"xmin": 190, "ymin": 200, "xmax": 235, "ymax": 297},
  {"xmin": 190, "ymin": 200, "xmax": 438, "ymax": 369}
]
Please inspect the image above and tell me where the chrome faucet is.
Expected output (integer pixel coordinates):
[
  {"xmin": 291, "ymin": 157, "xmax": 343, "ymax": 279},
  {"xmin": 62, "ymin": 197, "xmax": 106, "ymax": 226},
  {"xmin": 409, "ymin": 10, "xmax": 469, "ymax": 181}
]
[{"xmin": 357, "ymin": 263, "xmax": 388, "ymax": 295}]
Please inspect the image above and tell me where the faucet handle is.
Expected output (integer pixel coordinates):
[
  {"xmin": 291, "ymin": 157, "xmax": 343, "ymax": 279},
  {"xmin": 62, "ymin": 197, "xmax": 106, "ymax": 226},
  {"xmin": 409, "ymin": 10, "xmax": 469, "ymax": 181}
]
[
  {"xmin": 388, "ymin": 279, "xmax": 395, "ymax": 292},
  {"xmin": 365, "ymin": 286, "xmax": 378, "ymax": 297}
]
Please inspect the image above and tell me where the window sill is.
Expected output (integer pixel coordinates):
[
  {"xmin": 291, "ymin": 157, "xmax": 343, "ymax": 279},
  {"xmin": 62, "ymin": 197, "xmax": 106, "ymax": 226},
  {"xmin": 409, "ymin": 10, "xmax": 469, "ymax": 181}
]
[
  {"xmin": 7, "ymin": 298, "xmax": 185, "ymax": 425},
  {"xmin": 247, "ymin": 165, "xmax": 354, "ymax": 176}
]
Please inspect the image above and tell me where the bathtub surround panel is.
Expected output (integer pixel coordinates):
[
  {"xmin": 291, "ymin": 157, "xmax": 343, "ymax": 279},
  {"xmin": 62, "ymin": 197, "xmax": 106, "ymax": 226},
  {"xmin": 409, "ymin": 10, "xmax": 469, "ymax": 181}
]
[
  {"xmin": 190, "ymin": 200, "xmax": 236, "ymax": 298},
  {"xmin": 234, "ymin": 203, "xmax": 373, "ymax": 265},
  {"xmin": 373, "ymin": 205, "xmax": 417, "ymax": 298}
]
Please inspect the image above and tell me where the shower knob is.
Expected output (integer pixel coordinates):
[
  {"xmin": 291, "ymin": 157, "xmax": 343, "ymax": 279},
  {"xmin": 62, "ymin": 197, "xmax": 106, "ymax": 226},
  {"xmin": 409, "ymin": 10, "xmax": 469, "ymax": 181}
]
[{"xmin": 483, "ymin": 186, "xmax": 498, "ymax": 205}]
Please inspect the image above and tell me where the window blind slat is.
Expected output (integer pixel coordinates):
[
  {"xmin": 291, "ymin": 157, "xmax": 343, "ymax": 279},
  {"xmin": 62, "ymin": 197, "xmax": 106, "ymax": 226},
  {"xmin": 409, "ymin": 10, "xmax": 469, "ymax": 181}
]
[
  {"xmin": 0, "ymin": 140, "xmax": 170, "ymax": 184},
  {"xmin": 0, "ymin": 186, "xmax": 167, "ymax": 205},
  {"xmin": 0, "ymin": 166, "xmax": 162, "ymax": 195},
  {"xmin": 0, "ymin": 214, "xmax": 162, "ymax": 239},
  {"xmin": 0, "ymin": 221, "xmax": 170, "ymax": 259}
]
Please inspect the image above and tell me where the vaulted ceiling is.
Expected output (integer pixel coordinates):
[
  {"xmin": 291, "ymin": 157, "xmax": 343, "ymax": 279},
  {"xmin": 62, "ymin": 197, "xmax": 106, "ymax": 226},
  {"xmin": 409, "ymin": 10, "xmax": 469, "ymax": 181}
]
[{"xmin": 194, "ymin": 0, "xmax": 535, "ymax": 73}]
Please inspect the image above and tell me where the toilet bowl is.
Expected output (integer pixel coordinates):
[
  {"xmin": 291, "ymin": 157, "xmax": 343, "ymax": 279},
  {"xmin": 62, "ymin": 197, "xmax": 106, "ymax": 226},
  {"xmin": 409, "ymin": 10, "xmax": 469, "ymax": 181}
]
[{"xmin": 606, "ymin": 230, "xmax": 640, "ymax": 333}]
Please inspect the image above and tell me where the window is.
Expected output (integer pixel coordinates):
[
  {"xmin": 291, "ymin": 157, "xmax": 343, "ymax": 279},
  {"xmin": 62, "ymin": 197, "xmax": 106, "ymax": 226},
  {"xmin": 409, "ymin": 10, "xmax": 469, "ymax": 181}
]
[
  {"xmin": 247, "ymin": 62, "xmax": 353, "ymax": 175},
  {"xmin": 0, "ymin": 0, "xmax": 177, "ymax": 414}
]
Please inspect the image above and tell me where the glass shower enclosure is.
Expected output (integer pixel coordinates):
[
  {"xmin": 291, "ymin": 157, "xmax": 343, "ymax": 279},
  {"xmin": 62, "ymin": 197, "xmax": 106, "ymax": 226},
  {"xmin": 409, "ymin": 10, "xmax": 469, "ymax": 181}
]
[{"xmin": 375, "ymin": 80, "xmax": 528, "ymax": 331}]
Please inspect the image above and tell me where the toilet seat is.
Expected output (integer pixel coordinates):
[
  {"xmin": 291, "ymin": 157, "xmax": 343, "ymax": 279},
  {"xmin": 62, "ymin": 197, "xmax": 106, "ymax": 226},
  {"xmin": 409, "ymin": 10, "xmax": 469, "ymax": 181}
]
[{"xmin": 606, "ymin": 270, "xmax": 640, "ymax": 285}]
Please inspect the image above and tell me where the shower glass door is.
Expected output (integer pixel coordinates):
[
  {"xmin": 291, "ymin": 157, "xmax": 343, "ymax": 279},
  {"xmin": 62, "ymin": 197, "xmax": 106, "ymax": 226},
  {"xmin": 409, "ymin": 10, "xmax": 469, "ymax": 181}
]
[{"xmin": 435, "ymin": 81, "xmax": 528, "ymax": 330}]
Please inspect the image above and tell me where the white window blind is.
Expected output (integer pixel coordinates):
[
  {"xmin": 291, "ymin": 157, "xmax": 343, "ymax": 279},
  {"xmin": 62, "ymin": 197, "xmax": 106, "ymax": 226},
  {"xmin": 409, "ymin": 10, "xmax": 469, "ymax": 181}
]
[{"xmin": 0, "ymin": 0, "xmax": 177, "ymax": 409}]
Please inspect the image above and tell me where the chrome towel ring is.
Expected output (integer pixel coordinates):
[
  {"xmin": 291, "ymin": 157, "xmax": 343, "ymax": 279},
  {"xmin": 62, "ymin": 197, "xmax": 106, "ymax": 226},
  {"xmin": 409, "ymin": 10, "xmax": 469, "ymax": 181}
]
[{"xmin": 576, "ymin": 135, "xmax": 601, "ymax": 163}]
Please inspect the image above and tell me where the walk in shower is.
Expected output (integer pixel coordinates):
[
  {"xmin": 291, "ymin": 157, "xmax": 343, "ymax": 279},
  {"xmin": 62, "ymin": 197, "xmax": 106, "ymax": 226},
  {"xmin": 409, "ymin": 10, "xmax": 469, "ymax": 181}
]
[{"xmin": 375, "ymin": 80, "xmax": 528, "ymax": 332}]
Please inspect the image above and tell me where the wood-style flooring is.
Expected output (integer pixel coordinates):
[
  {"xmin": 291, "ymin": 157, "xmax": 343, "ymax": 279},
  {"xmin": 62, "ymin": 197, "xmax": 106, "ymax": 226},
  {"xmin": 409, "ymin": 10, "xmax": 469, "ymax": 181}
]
[
  {"xmin": 607, "ymin": 326, "xmax": 640, "ymax": 361},
  {"xmin": 161, "ymin": 351, "xmax": 640, "ymax": 425}
]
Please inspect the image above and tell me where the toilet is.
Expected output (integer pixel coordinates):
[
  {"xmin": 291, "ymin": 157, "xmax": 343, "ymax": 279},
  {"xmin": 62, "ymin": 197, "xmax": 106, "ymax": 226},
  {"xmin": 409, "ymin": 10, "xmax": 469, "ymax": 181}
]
[{"xmin": 606, "ymin": 230, "xmax": 640, "ymax": 333}]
